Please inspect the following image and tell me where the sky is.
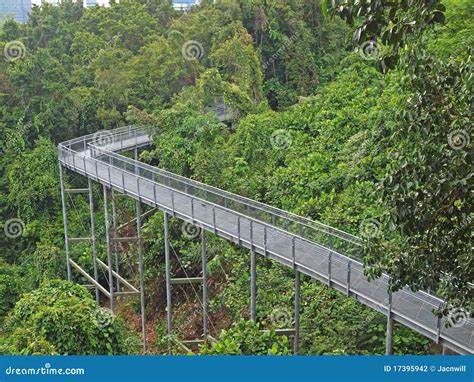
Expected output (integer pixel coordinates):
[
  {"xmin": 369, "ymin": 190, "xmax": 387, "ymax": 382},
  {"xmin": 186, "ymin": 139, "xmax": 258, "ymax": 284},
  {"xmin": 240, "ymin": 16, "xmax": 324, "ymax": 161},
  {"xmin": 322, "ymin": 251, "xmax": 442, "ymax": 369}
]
[{"xmin": 30, "ymin": 0, "xmax": 114, "ymax": 6}]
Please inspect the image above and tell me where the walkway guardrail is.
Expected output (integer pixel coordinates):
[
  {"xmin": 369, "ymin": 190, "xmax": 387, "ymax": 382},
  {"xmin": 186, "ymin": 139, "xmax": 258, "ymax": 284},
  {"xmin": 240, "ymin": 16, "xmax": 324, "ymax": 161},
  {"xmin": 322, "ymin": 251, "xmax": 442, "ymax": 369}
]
[
  {"xmin": 58, "ymin": 125, "xmax": 473, "ymax": 355},
  {"xmin": 62, "ymin": 126, "xmax": 364, "ymax": 257}
]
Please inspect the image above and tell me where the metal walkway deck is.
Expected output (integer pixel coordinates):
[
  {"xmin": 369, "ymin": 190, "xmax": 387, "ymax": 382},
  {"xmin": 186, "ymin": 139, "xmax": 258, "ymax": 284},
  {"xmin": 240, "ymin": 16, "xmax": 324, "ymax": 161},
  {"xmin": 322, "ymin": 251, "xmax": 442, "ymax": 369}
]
[{"xmin": 58, "ymin": 125, "xmax": 473, "ymax": 355}]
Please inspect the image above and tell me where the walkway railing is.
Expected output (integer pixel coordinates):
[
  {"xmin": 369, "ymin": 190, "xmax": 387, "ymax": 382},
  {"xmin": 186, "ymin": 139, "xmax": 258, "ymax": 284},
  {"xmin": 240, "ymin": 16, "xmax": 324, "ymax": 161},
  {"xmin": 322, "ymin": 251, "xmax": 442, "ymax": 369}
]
[{"xmin": 58, "ymin": 125, "xmax": 473, "ymax": 355}]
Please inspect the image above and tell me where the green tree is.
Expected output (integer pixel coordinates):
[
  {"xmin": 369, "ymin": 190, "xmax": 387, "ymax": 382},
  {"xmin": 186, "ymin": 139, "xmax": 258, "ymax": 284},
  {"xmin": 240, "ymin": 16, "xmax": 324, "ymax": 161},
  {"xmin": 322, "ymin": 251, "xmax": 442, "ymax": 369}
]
[
  {"xmin": 325, "ymin": 0, "xmax": 473, "ymax": 309},
  {"xmin": 2, "ymin": 280, "xmax": 135, "ymax": 355}
]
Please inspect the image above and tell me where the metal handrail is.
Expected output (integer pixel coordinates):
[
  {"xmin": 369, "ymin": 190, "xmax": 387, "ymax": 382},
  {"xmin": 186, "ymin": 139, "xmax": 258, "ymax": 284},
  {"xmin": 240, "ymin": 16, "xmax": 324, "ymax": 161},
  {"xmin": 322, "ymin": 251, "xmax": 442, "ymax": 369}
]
[
  {"xmin": 97, "ymin": 142, "xmax": 361, "ymax": 240},
  {"xmin": 58, "ymin": 146, "xmax": 451, "ymax": 328},
  {"xmin": 57, "ymin": 126, "xmax": 473, "ymax": 355},
  {"xmin": 85, "ymin": 144, "xmax": 354, "ymax": 259},
  {"xmin": 59, "ymin": 125, "xmax": 363, "ymax": 251},
  {"xmin": 83, "ymin": 140, "xmax": 446, "ymax": 308}
]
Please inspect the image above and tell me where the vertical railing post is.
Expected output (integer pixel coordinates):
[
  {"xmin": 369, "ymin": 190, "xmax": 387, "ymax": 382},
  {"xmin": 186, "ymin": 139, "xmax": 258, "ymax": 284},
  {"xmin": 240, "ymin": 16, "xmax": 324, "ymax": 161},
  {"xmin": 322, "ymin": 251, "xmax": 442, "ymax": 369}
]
[
  {"xmin": 134, "ymin": 147, "xmax": 138, "ymax": 174},
  {"xmin": 94, "ymin": 158, "xmax": 99, "ymax": 180},
  {"xmin": 88, "ymin": 178, "xmax": 100, "ymax": 303},
  {"xmin": 212, "ymin": 207, "xmax": 217, "ymax": 234},
  {"xmin": 72, "ymin": 150, "xmax": 77, "ymax": 170},
  {"xmin": 385, "ymin": 281, "xmax": 393, "ymax": 355},
  {"xmin": 103, "ymin": 186, "xmax": 115, "ymax": 313},
  {"xmin": 263, "ymin": 226, "xmax": 267, "ymax": 257},
  {"xmin": 201, "ymin": 230, "xmax": 208, "ymax": 341},
  {"xmin": 346, "ymin": 261, "xmax": 352, "ymax": 296},
  {"xmin": 108, "ymin": 160, "xmax": 112, "ymax": 187},
  {"xmin": 294, "ymin": 270, "xmax": 301, "ymax": 355},
  {"xmin": 292, "ymin": 236, "xmax": 296, "ymax": 267},
  {"xmin": 436, "ymin": 302, "xmax": 444, "ymax": 344},
  {"xmin": 237, "ymin": 216, "xmax": 241, "ymax": 245},
  {"xmin": 136, "ymin": 196, "xmax": 147, "ymax": 352},
  {"xmin": 59, "ymin": 163, "xmax": 72, "ymax": 281},
  {"xmin": 163, "ymin": 212, "xmax": 172, "ymax": 346},
  {"xmin": 171, "ymin": 191, "xmax": 175, "ymax": 215},
  {"xmin": 327, "ymin": 251, "xmax": 332, "ymax": 287}
]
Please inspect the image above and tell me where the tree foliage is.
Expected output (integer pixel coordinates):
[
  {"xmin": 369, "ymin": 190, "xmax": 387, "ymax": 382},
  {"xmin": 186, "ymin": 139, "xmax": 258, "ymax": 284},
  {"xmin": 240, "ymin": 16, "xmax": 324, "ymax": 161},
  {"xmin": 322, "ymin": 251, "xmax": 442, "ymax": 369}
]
[
  {"xmin": 1, "ymin": 280, "xmax": 134, "ymax": 355},
  {"xmin": 0, "ymin": 0, "xmax": 471, "ymax": 355}
]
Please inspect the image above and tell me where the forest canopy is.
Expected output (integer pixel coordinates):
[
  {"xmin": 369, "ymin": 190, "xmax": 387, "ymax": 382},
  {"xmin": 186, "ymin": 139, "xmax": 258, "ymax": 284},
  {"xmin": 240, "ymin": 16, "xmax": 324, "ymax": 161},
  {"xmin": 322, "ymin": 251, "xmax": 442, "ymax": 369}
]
[{"xmin": 0, "ymin": 0, "xmax": 471, "ymax": 355}]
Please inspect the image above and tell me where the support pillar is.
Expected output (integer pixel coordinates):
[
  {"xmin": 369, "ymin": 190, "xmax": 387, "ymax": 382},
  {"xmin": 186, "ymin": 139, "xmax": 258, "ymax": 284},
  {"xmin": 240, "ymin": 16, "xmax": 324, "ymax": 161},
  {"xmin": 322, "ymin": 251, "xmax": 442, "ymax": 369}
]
[
  {"xmin": 250, "ymin": 250, "xmax": 256, "ymax": 322},
  {"xmin": 111, "ymin": 190, "xmax": 120, "ymax": 291},
  {"xmin": 103, "ymin": 186, "xmax": 115, "ymax": 313},
  {"xmin": 88, "ymin": 178, "xmax": 100, "ymax": 303},
  {"xmin": 136, "ymin": 198, "xmax": 147, "ymax": 352},
  {"xmin": 59, "ymin": 163, "xmax": 72, "ymax": 281},
  {"xmin": 201, "ymin": 229, "xmax": 208, "ymax": 340},
  {"xmin": 385, "ymin": 288, "xmax": 393, "ymax": 355},
  {"xmin": 164, "ymin": 213, "xmax": 172, "ymax": 338},
  {"xmin": 294, "ymin": 270, "xmax": 301, "ymax": 354}
]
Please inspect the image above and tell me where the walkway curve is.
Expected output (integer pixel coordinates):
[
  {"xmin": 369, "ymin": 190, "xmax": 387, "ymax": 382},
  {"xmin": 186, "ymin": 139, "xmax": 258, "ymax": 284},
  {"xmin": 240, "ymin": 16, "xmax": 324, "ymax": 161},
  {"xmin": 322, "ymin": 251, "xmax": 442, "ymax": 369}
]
[{"xmin": 58, "ymin": 125, "xmax": 473, "ymax": 355}]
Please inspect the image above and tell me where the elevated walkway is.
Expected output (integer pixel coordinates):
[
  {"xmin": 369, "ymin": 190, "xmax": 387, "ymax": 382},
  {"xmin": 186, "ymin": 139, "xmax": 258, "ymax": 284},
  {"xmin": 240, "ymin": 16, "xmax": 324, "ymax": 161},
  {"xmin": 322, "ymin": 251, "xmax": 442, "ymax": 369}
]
[{"xmin": 58, "ymin": 125, "xmax": 473, "ymax": 354}]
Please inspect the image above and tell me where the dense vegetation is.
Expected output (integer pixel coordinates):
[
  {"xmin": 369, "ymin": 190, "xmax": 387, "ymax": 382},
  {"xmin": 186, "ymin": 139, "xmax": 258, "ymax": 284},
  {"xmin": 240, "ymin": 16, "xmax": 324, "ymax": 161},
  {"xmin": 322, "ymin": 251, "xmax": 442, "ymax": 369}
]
[{"xmin": 0, "ymin": 0, "xmax": 471, "ymax": 355}]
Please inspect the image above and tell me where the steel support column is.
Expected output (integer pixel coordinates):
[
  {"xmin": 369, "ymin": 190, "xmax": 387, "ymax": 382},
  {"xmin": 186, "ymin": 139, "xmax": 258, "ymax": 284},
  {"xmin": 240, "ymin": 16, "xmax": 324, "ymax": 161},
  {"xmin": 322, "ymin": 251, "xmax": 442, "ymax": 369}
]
[
  {"xmin": 111, "ymin": 190, "xmax": 120, "ymax": 291},
  {"xmin": 250, "ymin": 250, "xmax": 256, "ymax": 322},
  {"xmin": 294, "ymin": 270, "xmax": 301, "ymax": 354},
  {"xmin": 164, "ymin": 213, "xmax": 172, "ymax": 337},
  {"xmin": 136, "ymin": 197, "xmax": 147, "ymax": 352},
  {"xmin": 59, "ymin": 163, "xmax": 72, "ymax": 281},
  {"xmin": 88, "ymin": 178, "xmax": 100, "ymax": 303},
  {"xmin": 103, "ymin": 186, "xmax": 115, "ymax": 312},
  {"xmin": 201, "ymin": 229, "xmax": 208, "ymax": 340}
]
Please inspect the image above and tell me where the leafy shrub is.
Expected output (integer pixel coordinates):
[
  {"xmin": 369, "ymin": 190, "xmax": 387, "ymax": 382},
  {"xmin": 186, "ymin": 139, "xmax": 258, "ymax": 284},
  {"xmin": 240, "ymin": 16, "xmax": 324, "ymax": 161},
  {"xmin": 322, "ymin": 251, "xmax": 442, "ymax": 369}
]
[
  {"xmin": 201, "ymin": 320, "xmax": 290, "ymax": 355},
  {"xmin": 0, "ymin": 259, "xmax": 23, "ymax": 317},
  {"xmin": 3, "ymin": 279, "xmax": 133, "ymax": 355}
]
